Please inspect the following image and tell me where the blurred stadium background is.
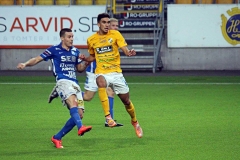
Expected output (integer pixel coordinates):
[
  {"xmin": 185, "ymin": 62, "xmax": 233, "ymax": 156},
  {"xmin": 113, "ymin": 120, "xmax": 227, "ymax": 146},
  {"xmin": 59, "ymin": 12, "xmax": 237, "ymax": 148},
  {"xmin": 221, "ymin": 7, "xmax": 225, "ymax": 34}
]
[{"xmin": 0, "ymin": 0, "xmax": 239, "ymax": 73}]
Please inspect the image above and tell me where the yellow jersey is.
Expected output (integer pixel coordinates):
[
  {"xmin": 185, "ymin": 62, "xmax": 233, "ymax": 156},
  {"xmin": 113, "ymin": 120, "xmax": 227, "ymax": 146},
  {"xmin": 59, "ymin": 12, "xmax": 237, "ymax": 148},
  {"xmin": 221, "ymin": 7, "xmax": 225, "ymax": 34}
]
[{"xmin": 87, "ymin": 30, "xmax": 127, "ymax": 74}]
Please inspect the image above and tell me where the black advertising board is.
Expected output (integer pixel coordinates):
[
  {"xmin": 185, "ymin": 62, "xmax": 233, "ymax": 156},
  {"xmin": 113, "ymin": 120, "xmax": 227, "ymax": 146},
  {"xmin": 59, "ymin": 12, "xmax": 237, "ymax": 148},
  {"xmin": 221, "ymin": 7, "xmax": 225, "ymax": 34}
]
[
  {"xmin": 123, "ymin": 3, "xmax": 159, "ymax": 11},
  {"xmin": 119, "ymin": 12, "xmax": 158, "ymax": 19},
  {"xmin": 118, "ymin": 19, "xmax": 156, "ymax": 28},
  {"xmin": 116, "ymin": 0, "xmax": 159, "ymax": 3}
]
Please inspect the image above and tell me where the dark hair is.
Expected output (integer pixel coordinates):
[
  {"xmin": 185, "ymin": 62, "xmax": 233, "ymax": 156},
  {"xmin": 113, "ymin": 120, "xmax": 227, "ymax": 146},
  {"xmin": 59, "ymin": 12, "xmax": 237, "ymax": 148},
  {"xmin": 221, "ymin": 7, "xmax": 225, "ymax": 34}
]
[
  {"xmin": 59, "ymin": 28, "xmax": 72, "ymax": 37},
  {"xmin": 97, "ymin": 13, "xmax": 110, "ymax": 23}
]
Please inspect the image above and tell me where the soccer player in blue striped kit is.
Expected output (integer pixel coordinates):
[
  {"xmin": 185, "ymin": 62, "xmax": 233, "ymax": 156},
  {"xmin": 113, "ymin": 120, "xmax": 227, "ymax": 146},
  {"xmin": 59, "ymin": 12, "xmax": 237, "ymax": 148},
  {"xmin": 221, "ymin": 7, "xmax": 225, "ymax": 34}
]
[
  {"xmin": 17, "ymin": 28, "xmax": 92, "ymax": 148},
  {"xmin": 48, "ymin": 18, "xmax": 123, "ymax": 127}
]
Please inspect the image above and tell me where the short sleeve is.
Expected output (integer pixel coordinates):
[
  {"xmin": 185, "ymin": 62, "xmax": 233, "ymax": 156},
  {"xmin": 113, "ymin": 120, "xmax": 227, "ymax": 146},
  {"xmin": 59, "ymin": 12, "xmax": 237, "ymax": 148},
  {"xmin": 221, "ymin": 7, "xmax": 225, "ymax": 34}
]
[
  {"xmin": 87, "ymin": 39, "xmax": 95, "ymax": 55},
  {"xmin": 76, "ymin": 48, "xmax": 82, "ymax": 65},
  {"xmin": 115, "ymin": 31, "xmax": 127, "ymax": 48},
  {"xmin": 40, "ymin": 46, "xmax": 55, "ymax": 61}
]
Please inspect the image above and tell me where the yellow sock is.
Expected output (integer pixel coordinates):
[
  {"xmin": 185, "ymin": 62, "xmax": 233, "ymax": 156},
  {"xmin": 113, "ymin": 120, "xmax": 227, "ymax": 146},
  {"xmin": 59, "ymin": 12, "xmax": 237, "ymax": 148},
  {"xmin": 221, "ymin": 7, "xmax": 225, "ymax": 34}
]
[
  {"xmin": 125, "ymin": 101, "xmax": 137, "ymax": 122},
  {"xmin": 98, "ymin": 88, "xmax": 110, "ymax": 117}
]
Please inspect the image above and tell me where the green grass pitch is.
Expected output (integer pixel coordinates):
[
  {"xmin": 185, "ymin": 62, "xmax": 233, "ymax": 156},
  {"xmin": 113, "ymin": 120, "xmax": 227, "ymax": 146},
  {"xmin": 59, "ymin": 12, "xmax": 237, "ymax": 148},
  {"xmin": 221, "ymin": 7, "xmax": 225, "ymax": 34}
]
[{"xmin": 0, "ymin": 75, "xmax": 239, "ymax": 160}]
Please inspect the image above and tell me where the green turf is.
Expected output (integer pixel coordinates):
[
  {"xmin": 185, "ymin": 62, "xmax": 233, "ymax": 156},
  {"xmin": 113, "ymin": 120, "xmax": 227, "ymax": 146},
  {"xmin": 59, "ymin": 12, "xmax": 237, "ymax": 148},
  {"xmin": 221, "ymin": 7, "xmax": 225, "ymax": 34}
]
[
  {"xmin": 0, "ymin": 76, "xmax": 239, "ymax": 160},
  {"xmin": 1, "ymin": 75, "xmax": 240, "ymax": 83}
]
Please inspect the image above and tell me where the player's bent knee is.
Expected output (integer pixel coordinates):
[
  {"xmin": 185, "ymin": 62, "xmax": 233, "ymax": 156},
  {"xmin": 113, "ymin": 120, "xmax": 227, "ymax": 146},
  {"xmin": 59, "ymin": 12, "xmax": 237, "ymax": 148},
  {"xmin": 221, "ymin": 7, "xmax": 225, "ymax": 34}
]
[
  {"xmin": 118, "ymin": 93, "xmax": 130, "ymax": 104},
  {"xmin": 120, "ymin": 98, "xmax": 130, "ymax": 105},
  {"xmin": 96, "ymin": 76, "xmax": 107, "ymax": 88},
  {"xmin": 66, "ymin": 95, "xmax": 79, "ymax": 107},
  {"xmin": 83, "ymin": 91, "xmax": 95, "ymax": 101},
  {"xmin": 97, "ymin": 83, "xmax": 106, "ymax": 88}
]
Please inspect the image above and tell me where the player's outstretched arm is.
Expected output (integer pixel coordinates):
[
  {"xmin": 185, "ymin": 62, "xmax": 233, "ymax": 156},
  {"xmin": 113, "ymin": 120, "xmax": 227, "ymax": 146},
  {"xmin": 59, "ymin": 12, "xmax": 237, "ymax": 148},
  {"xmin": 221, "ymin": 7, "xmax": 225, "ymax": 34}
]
[
  {"xmin": 120, "ymin": 46, "xmax": 136, "ymax": 57},
  {"xmin": 76, "ymin": 62, "xmax": 89, "ymax": 73},
  {"xmin": 17, "ymin": 56, "xmax": 44, "ymax": 70},
  {"xmin": 79, "ymin": 54, "xmax": 95, "ymax": 62}
]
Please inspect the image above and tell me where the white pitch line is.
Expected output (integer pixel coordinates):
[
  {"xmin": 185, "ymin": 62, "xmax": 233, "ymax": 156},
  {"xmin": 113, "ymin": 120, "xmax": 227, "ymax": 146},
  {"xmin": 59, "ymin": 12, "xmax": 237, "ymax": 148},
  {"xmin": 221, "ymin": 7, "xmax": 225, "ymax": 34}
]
[
  {"xmin": 129, "ymin": 83, "xmax": 240, "ymax": 85},
  {"xmin": 0, "ymin": 82, "xmax": 240, "ymax": 85},
  {"xmin": 0, "ymin": 83, "xmax": 55, "ymax": 85}
]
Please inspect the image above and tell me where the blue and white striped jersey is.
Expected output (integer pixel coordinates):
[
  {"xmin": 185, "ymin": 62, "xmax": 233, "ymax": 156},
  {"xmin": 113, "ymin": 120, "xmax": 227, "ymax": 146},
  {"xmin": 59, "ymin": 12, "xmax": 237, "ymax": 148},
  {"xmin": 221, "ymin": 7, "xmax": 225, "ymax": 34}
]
[
  {"xmin": 40, "ymin": 43, "xmax": 82, "ymax": 84},
  {"xmin": 86, "ymin": 60, "xmax": 96, "ymax": 73}
]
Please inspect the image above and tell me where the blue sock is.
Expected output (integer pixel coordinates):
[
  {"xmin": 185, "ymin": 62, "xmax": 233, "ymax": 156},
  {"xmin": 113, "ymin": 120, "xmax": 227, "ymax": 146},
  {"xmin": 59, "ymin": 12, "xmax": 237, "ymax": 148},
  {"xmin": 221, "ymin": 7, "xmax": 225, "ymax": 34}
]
[
  {"xmin": 108, "ymin": 97, "xmax": 114, "ymax": 119},
  {"xmin": 70, "ymin": 107, "xmax": 82, "ymax": 130},
  {"xmin": 53, "ymin": 117, "xmax": 75, "ymax": 140}
]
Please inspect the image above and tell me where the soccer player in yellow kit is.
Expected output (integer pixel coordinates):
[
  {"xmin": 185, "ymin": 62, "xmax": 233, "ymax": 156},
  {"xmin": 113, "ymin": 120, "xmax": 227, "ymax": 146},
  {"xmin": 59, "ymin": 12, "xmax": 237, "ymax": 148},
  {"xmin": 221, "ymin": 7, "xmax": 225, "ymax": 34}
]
[{"xmin": 80, "ymin": 13, "xmax": 143, "ymax": 138}]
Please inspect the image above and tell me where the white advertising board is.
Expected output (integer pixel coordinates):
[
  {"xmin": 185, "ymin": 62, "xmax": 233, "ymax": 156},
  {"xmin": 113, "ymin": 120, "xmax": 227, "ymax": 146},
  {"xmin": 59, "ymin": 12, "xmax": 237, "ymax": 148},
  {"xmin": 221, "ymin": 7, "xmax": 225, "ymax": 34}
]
[
  {"xmin": 0, "ymin": 6, "xmax": 105, "ymax": 48},
  {"xmin": 167, "ymin": 4, "xmax": 240, "ymax": 48}
]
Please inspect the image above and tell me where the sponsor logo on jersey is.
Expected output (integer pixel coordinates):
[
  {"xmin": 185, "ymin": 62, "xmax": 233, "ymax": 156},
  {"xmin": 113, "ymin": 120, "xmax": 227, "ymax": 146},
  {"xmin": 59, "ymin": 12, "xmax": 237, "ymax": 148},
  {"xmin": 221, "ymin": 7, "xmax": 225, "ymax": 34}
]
[
  {"xmin": 100, "ymin": 39, "xmax": 107, "ymax": 43},
  {"xmin": 61, "ymin": 56, "xmax": 76, "ymax": 62},
  {"xmin": 99, "ymin": 58, "xmax": 115, "ymax": 63},
  {"xmin": 96, "ymin": 45, "xmax": 113, "ymax": 54},
  {"xmin": 62, "ymin": 67, "xmax": 75, "ymax": 71},
  {"xmin": 102, "ymin": 64, "xmax": 117, "ymax": 69}
]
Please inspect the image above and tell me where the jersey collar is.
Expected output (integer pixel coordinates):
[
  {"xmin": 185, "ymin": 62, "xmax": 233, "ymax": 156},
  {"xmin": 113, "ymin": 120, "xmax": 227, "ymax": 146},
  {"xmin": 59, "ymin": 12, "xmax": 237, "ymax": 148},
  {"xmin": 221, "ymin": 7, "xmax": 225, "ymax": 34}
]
[
  {"xmin": 97, "ymin": 30, "xmax": 110, "ymax": 36},
  {"xmin": 58, "ymin": 42, "xmax": 73, "ymax": 51}
]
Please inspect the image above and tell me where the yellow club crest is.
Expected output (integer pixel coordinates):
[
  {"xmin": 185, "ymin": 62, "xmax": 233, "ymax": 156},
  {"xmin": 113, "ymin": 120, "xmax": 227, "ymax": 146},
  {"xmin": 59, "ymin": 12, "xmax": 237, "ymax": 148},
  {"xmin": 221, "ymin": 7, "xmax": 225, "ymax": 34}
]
[
  {"xmin": 221, "ymin": 7, "xmax": 240, "ymax": 46},
  {"xmin": 108, "ymin": 38, "xmax": 113, "ymax": 44}
]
